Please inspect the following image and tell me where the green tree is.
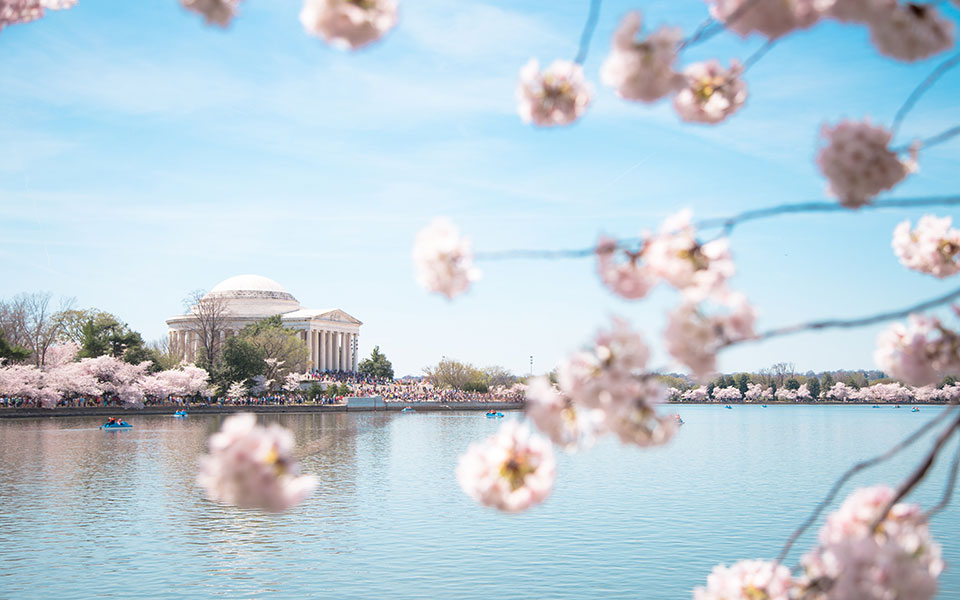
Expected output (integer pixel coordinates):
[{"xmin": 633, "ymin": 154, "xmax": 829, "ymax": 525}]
[
  {"xmin": 941, "ymin": 375, "xmax": 957, "ymax": 389},
  {"xmin": 785, "ymin": 378, "xmax": 800, "ymax": 391},
  {"xmin": 807, "ymin": 377, "xmax": 821, "ymax": 400},
  {"xmin": 77, "ymin": 314, "xmax": 146, "ymax": 363},
  {"xmin": 307, "ymin": 382, "xmax": 325, "ymax": 402},
  {"xmin": 358, "ymin": 346, "xmax": 394, "ymax": 379},
  {"xmin": 736, "ymin": 373, "xmax": 750, "ymax": 394},
  {"xmin": 821, "ymin": 372, "xmax": 835, "ymax": 392},
  {"xmin": 0, "ymin": 329, "xmax": 30, "ymax": 362},
  {"xmin": 213, "ymin": 337, "xmax": 265, "ymax": 393},
  {"xmin": 425, "ymin": 358, "xmax": 476, "ymax": 390},
  {"xmin": 240, "ymin": 316, "xmax": 309, "ymax": 386}
]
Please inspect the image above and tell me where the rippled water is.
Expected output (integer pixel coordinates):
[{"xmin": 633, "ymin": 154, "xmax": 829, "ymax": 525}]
[{"xmin": 1, "ymin": 406, "xmax": 958, "ymax": 598}]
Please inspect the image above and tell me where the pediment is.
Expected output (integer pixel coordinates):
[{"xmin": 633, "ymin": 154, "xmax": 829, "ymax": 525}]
[{"xmin": 317, "ymin": 309, "xmax": 363, "ymax": 325}]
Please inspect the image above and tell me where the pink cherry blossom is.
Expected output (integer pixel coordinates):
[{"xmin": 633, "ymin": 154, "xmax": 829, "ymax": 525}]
[
  {"xmin": 825, "ymin": 0, "xmax": 896, "ymax": 24},
  {"xmin": 694, "ymin": 559, "xmax": 795, "ymax": 600},
  {"xmin": 827, "ymin": 381, "xmax": 850, "ymax": 401},
  {"xmin": 673, "ymin": 59, "xmax": 747, "ymax": 124},
  {"xmin": 516, "ymin": 59, "xmax": 592, "ymax": 127},
  {"xmin": 874, "ymin": 315, "xmax": 960, "ymax": 386},
  {"xmin": 595, "ymin": 236, "xmax": 657, "ymax": 300},
  {"xmin": 745, "ymin": 382, "xmax": 771, "ymax": 401},
  {"xmin": 868, "ymin": 3, "xmax": 954, "ymax": 62},
  {"xmin": 645, "ymin": 210, "xmax": 735, "ymax": 300},
  {"xmin": 664, "ymin": 293, "xmax": 756, "ymax": 380},
  {"xmin": 180, "ymin": 0, "xmax": 239, "ymax": 27},
  {"xmin": 892, "ymin": 215, "xmax": 960, "ymax": 278},
  {"xmin": 43, "ymin": 342, "xmax": 78, "ymax": 368},
  {"xmin": 600, "ymin": 12, "xmax": 683, "ymax": 102},
  {"xmin": 524, "ymin": 376, "xmax": 599, "ymax": 451},
  {"xmin": 682, "ymin": 386, "xmax": 710, "ymax": 402},
  {"xmin": 0, "ymin": 0, "xmax": 74, "ymax": 32},
  {"xmin": 456, "ymin": 421, "xmax": 555, "ymax": 513},
  {"xmin": 714, "ymin": 386, "xmax": 742, "ymax": 402},
  {"xmin": 412, "ymin": 217, "xmax": 481, "ymax": 300},
  {"xmin": 197, "ymin": 413, "xmax": 317, "ymax": 512},
  {"xmin": 300, "ymin": 0, "xmax": 397, "ymax": 50},
  {"xmin": 816, "ymin": 119, "xmax": 912, "ymax": 208},
  {"xmin": 708, "ymin": 0, "xmax": 826, "ymax": 39},
  {"xmin": 800, "ymin": 486, "xmax": 942, "ymax": 600},
  {"xmin": 776, "ymin": 387, "xmax": 798, "ymax": 402}
]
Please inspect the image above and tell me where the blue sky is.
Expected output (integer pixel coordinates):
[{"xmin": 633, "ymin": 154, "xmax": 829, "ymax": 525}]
[{"xmin": 2, "ymin": 0, "xmax": 958, "ymax": 377}]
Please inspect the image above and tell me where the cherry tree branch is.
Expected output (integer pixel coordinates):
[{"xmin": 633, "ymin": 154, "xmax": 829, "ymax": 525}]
[
  {"xmin": 742, "ymin": 39, "xmax": 776, "ymax": 72},
  {"xmin": 776, "ymin": 402, "xmax": 958, "ymax": 563},
  {"xmin": 926, "ymin": 434, "xmax": 960, "ymax": 519},
  {"xmin": 904, "ymin": 124, "xmax": 960, "ymax": 153},
  {"xmin": 678, "ymin": 0, "xmax": 763, "ymax": 51},
  {"xmin": 574, "ymin": 0, "xmax": 602, "ymax": 65},
  {"xmin": 891, "ymin": 51, "xmax": 960, "ymax": 138}
]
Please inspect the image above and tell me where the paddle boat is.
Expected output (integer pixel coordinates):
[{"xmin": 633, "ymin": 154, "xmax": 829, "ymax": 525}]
[
  {"xmin": 401, "ymin": 406, "xmax": 415, "ymax": 413},
  {"xmin": 485, "ymin": 411, "xmax": 504, "ymax": 418},
  {"xmin": 761, "ymin": 404, "xmax": 768, "ymax": 408},
  {"xmin": 912, "ymin": 407, "xmax": 920, "ymax": 412},
  {"xmin": 100, "ymin": 418, "xmax": 132, "ymax": 430},
  {"xmin": 724, "ymin": 405, "xmax": 733, "ymax": 410},
  {"xmin": 674, "ymin": 414, "xmax": 684, "ymax": 426},
  {"xmin": 173, "ymin": 410, "xmax": 188, "ymax": 418}
]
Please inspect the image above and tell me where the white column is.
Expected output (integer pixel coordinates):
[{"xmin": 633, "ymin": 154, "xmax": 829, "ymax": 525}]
[
  {"xmin": 312, "ymin": 330, "xmax": 320, "ymax": 371},
  {"xmin": 327, "ymin": 331, "xmax": 335, "ymax": 371},
  {"xmin": 346, "ymin": 333, "xmax": 355, "ymax": 373},
  {"xmin": 319, "ymin": 331, "xmax": 326, "ymax": 372},
  {"xmin": 305, "ymin": 329, "xmax": 313, "ymax": 371},
  {"xmin": 352, "ymin": 333, "xmax": 359, "ymax": 373},
  {"xmin": 337, "ymin": 332, "xmax": 345, "ymax": 371}
]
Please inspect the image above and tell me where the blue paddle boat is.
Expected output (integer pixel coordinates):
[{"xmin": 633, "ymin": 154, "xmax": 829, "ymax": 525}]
[
  {"xmin": 485, "ymin": 411, "xmax": 504, "ymax": 418},
  {"xmin": 173, "ymin": 410, "xmax": 188, "ymax": 418},
  {"xmin": 724, "ymin": 405, "xmax": 733, "ymax": 410},
  {"xmin": 100, "ymin": 419, "xmax": 132, "ymax": 430},
  {"xmin": 401, "ymin": 406, "xmax": 415, "ymax": 413}
]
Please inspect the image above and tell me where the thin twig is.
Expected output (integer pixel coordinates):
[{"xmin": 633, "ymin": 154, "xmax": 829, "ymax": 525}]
[
  {"xmin": 742, "ymin": 39, "xmax": 776, "ymax": 72},
  {"xmin": 869, "ymin": 413, "xmax": 960, "ymax": 531},
  {"xmin": 679, "ymin": 0, "xmax": 764, "ymax": 51},
  {"xmin": 678, "ymin": 17, "xmax": 717, "ymax": 51},
  {"xmin": 776, "ymin": 402, "xmax": 958, "ymax": 563},
  {"xmin": 926, "ymin": 434, "xmax": 960, "ymax": 519},
  {"xmin": 908, "ymin": 124, "xmax": 960, "ymax": 152},
  {"xmin": 744, "ymin": 284, "xmax": 960, "ymax": 345},
  {"xmin": 891, "ymin": 51, "xmax": 960, "ymax": 138},
  {"xmin": 574, "ymin": 0, "xmax": 602, "ymax": 65}
]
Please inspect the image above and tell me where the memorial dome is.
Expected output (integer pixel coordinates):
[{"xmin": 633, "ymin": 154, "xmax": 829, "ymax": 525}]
[{"xmin": 201, "ymin": 274, "xmax": 300, "ymax": 315}]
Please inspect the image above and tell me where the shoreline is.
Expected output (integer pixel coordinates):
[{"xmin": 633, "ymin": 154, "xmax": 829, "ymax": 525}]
[{"xmin": 0, "ymin": 401, "xmax": 525, "ymax": 419}]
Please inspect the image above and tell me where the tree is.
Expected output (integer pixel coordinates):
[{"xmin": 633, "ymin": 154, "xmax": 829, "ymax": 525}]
[
  {"xmin": 213, "ymin": 337, "xmax": 264, "ymax": 392},
  {"xmin": 77, "ymin": 313, "xmax": 145, "ymax": 362},
  {"xmin": 821, "ymin": 372, "xmax": 835, "ymax": 392},
  {"xmin": 0, "ymin": 292, "xmax": 73, "ymax": 367},
  {"xmin": 807, "ymin": 376, "xmax": 821, "ymax": 400},
  {"xmin": 185, "ymin": 290, "xmax": 232, "ymax": 368},
  {"xmin": 358, "ymin": 345, "xmax": 394, "ymax": 379},
  {"xmin": 53, "ymin": 308, "xmax": 114, "ymax": 345},
  {"xmin": 785, "ymin": 378, "xmax": 800, "ymax": 391},
  {"xmin": 425, "ymin": 358, "xmax": 476, "ymax": 390},
  {"xmin": 240, "ymin": 316, "xmax": 309, "ymax": 383},
  {"xmin": 0, "ymin": 330, "xmax": 30, "ymax": 362},
  {"xmin": 942, "ymin": 375, "xmax": 957, "ymax": 389},
  {"xmin": 736, "ymin": 373, "xmax": 749, "ymax": 395}
]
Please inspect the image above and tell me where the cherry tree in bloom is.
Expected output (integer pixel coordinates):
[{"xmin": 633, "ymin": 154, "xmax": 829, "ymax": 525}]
[
  {"xmin": 713, "ymin": 386, "xmax": 742, "ymax": 402},
  {"xmin": 776, "ymin": 387, "xmax": 798, "ymax": 402},
  {"xmin": 43, "ymin": 342, "xmax": 78, "ymax": 369},
  {"xmin": 555, "ymin": 317, "xmax": 676, "ymax": 447},
  {"xmin": 892, "ymin": 215, "xmax": 960, "ymax": 279},
  {"xmin": 181, "ymin": 0, "xmax": 240, "ymax": 27},
  {"xmin": 745, "ymin": 382, "xmax": 771, "ymax": 402},
  {"xmin": 663, "ymin": 293, "xmax": 756, "ymax": 380},
  {"xmin": 600, "ymin": 11, "xmax": 683, "ymax": 102},
  {"xmin": 0, "ymin": 0, "xmax": 75, "ymax": 32},
  {"xmin": 874, "ymin": 314, "xmax": 960, "ymax": 386},
  {"xmin": 227, "ymin": 380, "xmax": 248, "ymax": 399},
  {"xmin": 0, "ymin": 364, "xmax": 55, "ymax": 408},
  {"xmin": 456, "ymin": 421, "xmax": 555, "ymax": 513},
  {"xmin": 645, "ymin": 210, "xmax": 735, "ymax": 301},
  {"xmin": 250, "ymin": 375, "xmax": 271, "ymax": 396},
  {"xmin": 707, "ymin": 0, "xmax": 825, "ymax": 39},
  {"xmin": 682, "ymin": 387, "xmax": 710, "ymax": 402},
  {"xmin": 800, "ymin": 485, "xmax": 943, "ymax": 600},
  {"xmin": 693, "ymin": 559, "xmax": 795, "ymax": 600},
  {"xmin": 75, "ymin": 356, "xmax": 149, "ymax": 407},
  {"xmin": 595, "ymin": 237, "xmax": 657, "ymax": 300},
  {"xmin": 197, "ymin": 413, "xmax": 317, "ymax": 512},
  {"xmin": 673, "ymin": 59, "xmax": 747, "ymax": 124},
  {"xmin": 816, "ymin": 119, "xmax": 913, "ymax": 208},
  {"xmin": 524, "ymin": 376, "xmax": 600, "ymax": 452},
  {"xmin": 283, "ymin": 372, "xmax": 304, "ymax": 393},
  {"xmin": 299, "ymin": 0, "xmax": 397, "ymax": 51},
  {"xmin": 828, "ymin": 381, "xmax": 851, "ymax": 401},
  {"xmin": 868, "ymin": 2, "xmax": 954, "ymax": 62},
  {"xmin": 516, "ymin": 59, "xmax": 592, "ymax": 127},
  {"xmin": 412, "ymin": 217, "xmax": 481, "ymax": 300},
  {"xmin": 796, "ymin": 382, "xmax": 813, "ymax": 401}
]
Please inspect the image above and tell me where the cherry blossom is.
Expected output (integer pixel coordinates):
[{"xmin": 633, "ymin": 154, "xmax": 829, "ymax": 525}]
[
  {"xmin": 827, "ymin": 381, "xmax": 851, "ymax": 401},
  {"xmin": 663, "ymin": 293, "xmax": 756, "ymax": 380},
  {"xmin": 412, "ymin": 217, "xmax": 481, "ymax": 300},
  {"xmin": 745, "ymin": 382, "xmax": 771, "ymax": 402},
  {"xmin": 455, "ymin": 421, "xmax": 555, "ymax": 513},
  {"xmin": 299, "ymin": 0, "xmax": 397, "ymax": 50},
  {"xmin": 197, "ymin": 413, "xmax": 317, "ymax": 512},
  {"xmin": 516, "ymin": 59, "xmax": 592, "ymax": 127},
  {"xmin": 776, "ymin": 387, "xmax": 798, "ymax": 402},
  {"xmin": 816, "ymin": 119, "xmax": 913, "ymax": 208},
  {"xmin": 825, "ymin": 0, "xmax": 895, "ymax": 24},
  {"xmin": 181, "ymin": 0, "xmax": 240, "ymax": 27},
  {"xmin": 682, "ymin": 387, "xmax": 710, "ymax": 402},
  {"xmin": 800, "ymin": 485, "xmax": 943, "ymax": 600},
  {"xmin": 796, "ymin": 382, "xmax": 813, "ymax": 401},
  {"xmin": 673, "ymin": 59, "xmax": 747, "ymax": 124},
  {"xmin": 43, "ymin": 342, "xmax": 78, "ymax": 368},
  {"xmin": 713, "ymin": 386, "xmax": 742, "ymax": 402},
  {"xmin": 524, "ymin": 376, "xmax": 599, "ymax": 451},
  {"xmin": 868, "ymin": 3, "xmax": 954, "ymax": 62},
  {"xmin": 0, "ymin": 0, "xmax": 75, "ymax": 33},
  {"xmin": 226, "ymin": 380, "xmax": 248, "ymax": 399},
  {"xmin": 694, "ymin": 559, "xmax": 795, "ymax": 600},
  {"xmin": 600, "ymin": 11, "xmax": 683, "ymax": 102},
  {"xmin": 708, "ymin": 0, "xmax": 825, "ymax": 39},
  {"xmin": 645, "ymin": 210, "xmax": 735, "ymax": 300},
  {"xmin": 595, "ymin": 237, "xmax": 657, "ymax": 300},
  {"xmin": 874, "ymin": 314, "xmax": 960, "ymax": 386},
  {"xmin": 892, "ymin": 215, "xmax": 960, "ymax": 279},
  {"xmin": 283, "ymin": 372, "xmax": 304, "ymax": 393}
]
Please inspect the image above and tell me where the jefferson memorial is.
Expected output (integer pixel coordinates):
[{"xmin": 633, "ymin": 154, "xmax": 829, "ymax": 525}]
[{"xmin": 165, "ymin": 274, "xmax": 363, "ymax": 373}]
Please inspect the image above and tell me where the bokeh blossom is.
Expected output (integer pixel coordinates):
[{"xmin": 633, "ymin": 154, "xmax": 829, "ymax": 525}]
[
  {"xmin": 645, "ymin": 209, "xmax": 735, "ymax": 301},
  {"xmin": 600, "ymin": 12, "xmax": 682, "ymax": 102},
  {"xmin": 524, "ymin": 377, "xmax": 600, "ymax": 451},
  {"xmin": 708, "ymin": 0, "xmax": 825, "ymax": 39},
  {"xmin": 664, "ymin": 293, "xmax": 756, "ymax": 380},
  {"xmin": 412, "ymin": 218, "xmax": 481, "ymax": 300},
  {"xmin": 868, "ymin": 3, "xmax": 954, "ymax": 62},
  {"xmin": 181, "ymin": 0, "xmax": 240, "ymax": 26},
  {"xmin": 0, "ymin": 0, "xmax": 74, "ymax": 32},
  {"xmin": 892, "ymin": 215, "xmax": 960, "ymax": 278},
  {"xmin": 800, "ymin": 486, "xmax": 943, "ymax": 600},
  {"xmin": 300, "ymin": 0, "xmax": 397, "ymax": 50},
  {"xmin": 694, "ymin": 559, "xmax": 795, "ymax": 600},
  {"xmin": 516, "ymin": 59, "xmax": 592, "ymax": 127},
  {"xmin": 456, "ymin": 421, "xmax": 555, "ymax": 512},
  {"xmin": 673, "ymin": 59, "xmax": 747, "ymax": 124},
  {"xmin": 197, "ymin": 413, "xmax": 317, "ymax": 512},
  {"xmin": 874, "ymin": 314, "xmax": 960, "ymax": 386},
  {"xmin": 816, "ymin": 119, "xmax": 913, "ymax": 208},
  {"xmin": 595, "ymin": 236, "xmax": 657, "ymax": 300}
]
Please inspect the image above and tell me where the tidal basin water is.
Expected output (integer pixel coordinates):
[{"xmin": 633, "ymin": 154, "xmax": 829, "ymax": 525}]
[{"xmin": 1, "ymin": 406, "xmax": 959, "ymax": 599}]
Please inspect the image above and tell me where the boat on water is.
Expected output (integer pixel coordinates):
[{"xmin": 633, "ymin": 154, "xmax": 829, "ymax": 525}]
[
  {"xmin": 761, "ymin": 404, "xmax": 768, "ymax": 408},
  {"xmin": 100, "ymin": 420, "xmax": 132, "ymax": 430},
  {"xmin": 724, "ymin": 405, "xmax": 733, "ymax": 409},
  {"xmin": 912, "ymin": 407, "xmax": 920, "ymax": 412},
  {"xmin": 401, "ymin": 406, "xmax": 415, "ymax": 413},
  {"xmin": 173, "ymin": 410, "xmax": 188, "ymax": 418},
  {"xmin": 485, "ymin": 411, "xmax": 504, "ymax": 418},
  {"xmin": 674, "ymin": 414, "xmax": 684, "ymax": 425}
]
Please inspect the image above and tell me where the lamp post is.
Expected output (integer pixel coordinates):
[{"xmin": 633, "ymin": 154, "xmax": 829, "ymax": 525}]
[{"xmin": 529, "ymin": 355, "xmax": 533, "ymax": 377}]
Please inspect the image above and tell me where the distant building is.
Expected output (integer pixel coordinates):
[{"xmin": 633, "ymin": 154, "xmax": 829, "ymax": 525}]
[{"xmin": 165, "ymin": 274, "xmax": 362, "ymax": 372}]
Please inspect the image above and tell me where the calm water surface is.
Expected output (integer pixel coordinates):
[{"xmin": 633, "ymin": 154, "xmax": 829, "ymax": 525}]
[{"xmin": 1, "ymin": 406, "xmax": 958, "ymax": 599}]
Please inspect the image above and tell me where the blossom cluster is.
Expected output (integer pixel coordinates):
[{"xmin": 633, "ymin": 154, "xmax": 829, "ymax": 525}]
[
  {"xmin": 893, "ymin": 215, "xmax": 960, "ymax": 278},
  {"xmin": 412, "ymin": 217, "xmax": 481, "ymax": 300},
  {"xmin": 664, "ymin": 293, "xmax": 756, "ymax": 380},
  {"xmin": 874, "ymin": 313, "xmax": 960, "ymax": 386},
  {"xmin": 197, "ymin": 413, "xmax": 318, "ymax": 512},
  {"xmin": 516, "ymin": 59, "xmax": 592, "ymax": 127},
  {"xmin": 180, "ymin": 0, "xmax": 240, "ymax": 27},
  {"xmin": 300, "ymin": 0, "xmax": 397, "ymax": 50},
  {"xmin": 670, "ymin": 380, "xmax": 960, "ymax": 403},
  {"xmin": 0, "ymin": 0, "xmax": 74, "ymax": 33}
]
